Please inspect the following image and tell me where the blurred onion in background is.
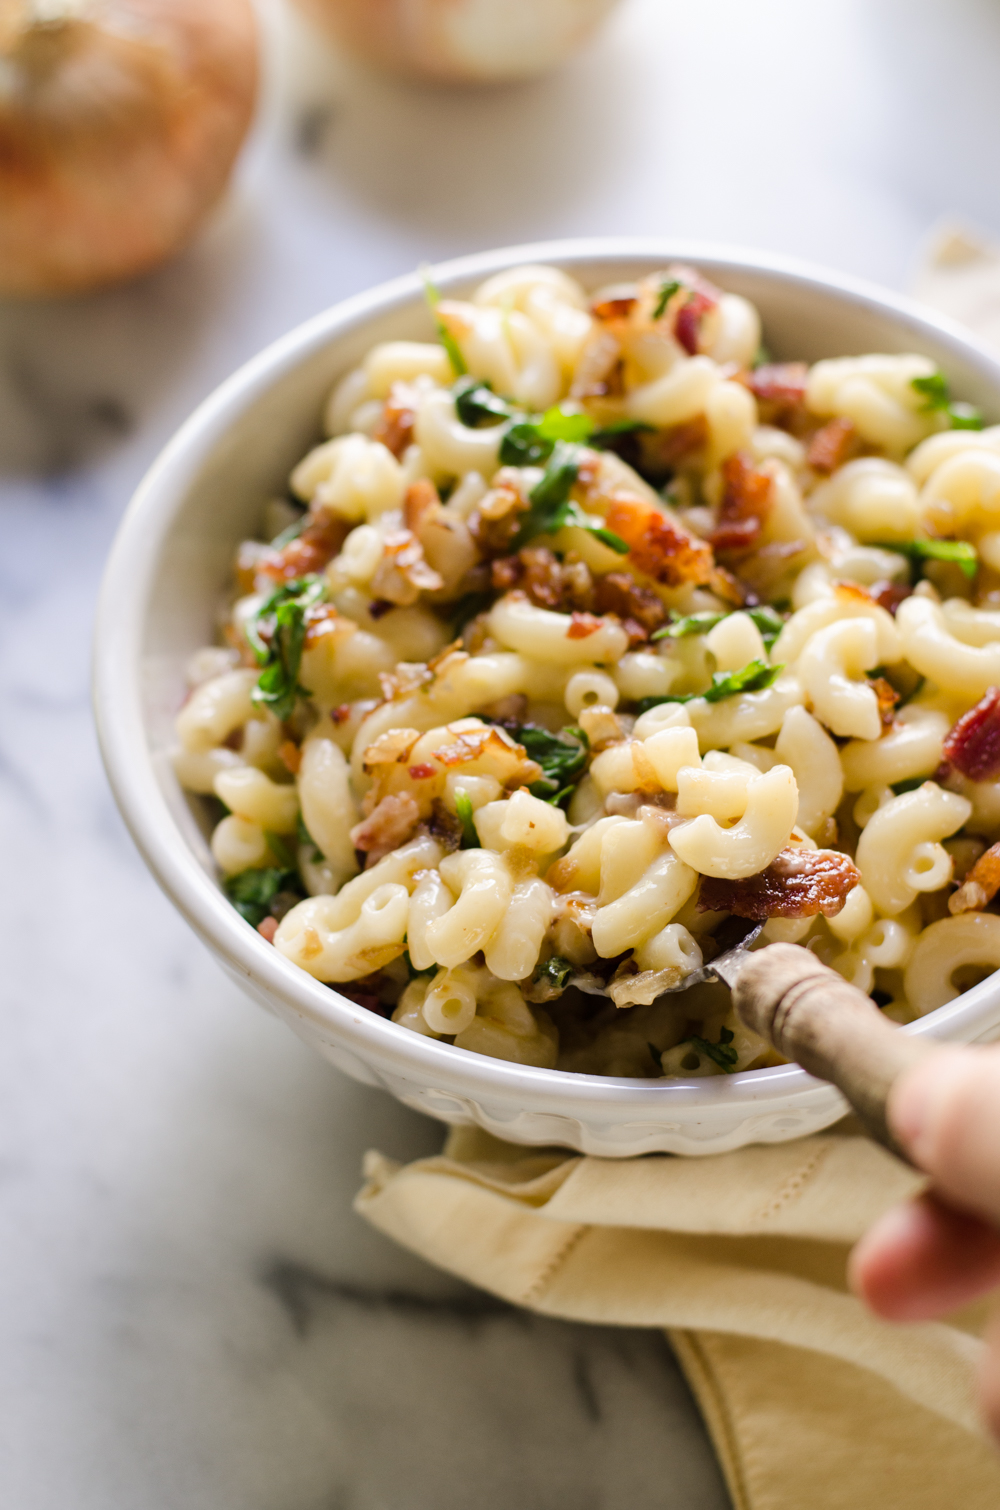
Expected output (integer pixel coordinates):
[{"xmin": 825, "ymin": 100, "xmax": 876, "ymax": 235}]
[
  {"xmin": 291, "ymin": 0, "xmax": 623, "ymax": 83},
  {"xmin": 0, "ymin": 0, "xmax": 258, "ymax": 297}
]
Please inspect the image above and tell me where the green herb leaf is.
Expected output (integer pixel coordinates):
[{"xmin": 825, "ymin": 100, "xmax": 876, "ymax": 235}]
[
  {"xmin": 500, "ymin": 722, "xmax": 589, "ymax": 801},
  {"xmin": 536, "ymin": 405, "xmax": 594, "ymax": 444},
  {"xmin": 453, "ymin": 377, "xmax": 511, "ymax": 428},
  {"xmin": 224, "ymin": 867, "xmax": 298, "ymax": 928},
  {"xmin": 874, "ymin": 538, "xmax": 979, "ymax": 582},
  {"xmin": 507, "ymin": 444, "xmax": 628, "ymax": 553},
  {"xmin": 453, "ymin": 787, "xmax": 479, "ymax": 848},
  {"xmin": 911, "ymin": 372, "xmax": 983, "ymax": 431},
  {"xmin": 653, "ymin": 278, "xmax": 683, "ymax": 321},
  {"xmin": 635, "ymin": 658, "xmax": 783, "ymax": 714},
  {"xmin": 747, "ymin": 605, "xmax": 787, "ymax": 649},
  {"xmin": 498, "ymin": 405, "xmax": 595, "ymax": 467},
  {"xmin": 534, "ymin": 955, "xmax": 573, "ymax": 991},
  {"xmin": 752, "ymin": 342, "xmax": 772, "ymax": 369},
  {"xmin": 653, "ymin": 611, "xmax": 729, "ymax": 641},
  {"xmin": 683, "ymin": 1024, "xmax": 739, "ymax": 1073},
  {"xmin": 653, "ymin": 605, "xmax": 785, "ymax": 649},
  {"xmin": 703, "ymin": 659, "xmax": 783, "ymax": 703},
  {"xmin": 499, "ymin": 420, "xmax": 556, "ymax": 468},
  {"xmin": 247, "ymin": 575, "xmax": 326, "ymax": 723},
  {"xmin": 421, "ymin": 266, "xmax": 468, "ymax": 376}
]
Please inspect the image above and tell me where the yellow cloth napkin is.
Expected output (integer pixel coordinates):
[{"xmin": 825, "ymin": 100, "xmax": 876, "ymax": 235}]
[
  {"xmin": 357, "ymin": 1125, "xmax": 1000, "ymax": 1508},
  {"xmin": 356, "ymin": 234, "xmax": 1000, "ymax": 1507}
]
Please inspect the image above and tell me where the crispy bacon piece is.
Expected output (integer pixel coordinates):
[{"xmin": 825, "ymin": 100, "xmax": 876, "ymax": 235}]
[
  {"xmin": 350, "ymin": 792, "xmax": 421, "ymax": 866},
  {"xmin": 491, "ymin": 555, "xmax": 522, "ymax": 592},
  {"xmin": 949, "ymin": 841, "xmax": 1000, "ymax": 914},
  {"xmin": 591, "ymin": 294, "xmax": 637, "ymax": 322},
  {"xmin": 750, "ymin": 362, "xmax": 808, "ymax": 407},
  {"xmin": 408, "ymin": 763, "xmax": 437, "ymax": 779},
  {"xmin": 698, "ymin": 847, "xmax": 860, "ymax": 919},
  {"xmin": 567, "ymin": 611, "xmax": 603, "ymax": 639},
  {"xmin": 675, "ymin": 289, "xmax": 717, "ymax": 355},
  {"xmin": 257, "ymin": 916, "xmax": 279, "ymax": 943},
  {"xmin": 592, "ymin": 572, "xmax": 667, "ymax": 640},
  {"xmin": 807, "ymin": 417, "xmax": 859, "ymax": 474},
  {"xmin": 468, "ymin": 481, "xmax": 527, "ymax": 557},
  {"xmin": 870, "ymin": 579, "xmax": 913, "ymax": 616},
  {"xmin": 258, "ymin": 514, "xmax": 348, "ymax": 583},
  {"xmin": 942, "ymin": 687, "xmax": 1000, "ymax": 782},
  {"xmin": 869, "ymin": 676, "xmax": 900, "ymax": 729},
  {"xmin": 603, "ymin": 494, "xmax": 714, "ymax": 588},
  {"xmin": 374, "ymin": 384, "xmax": 416, "ymax": 459},
  {"xmin": 709, "ymin": 452, "xmax": 773, "ymax": 553}
]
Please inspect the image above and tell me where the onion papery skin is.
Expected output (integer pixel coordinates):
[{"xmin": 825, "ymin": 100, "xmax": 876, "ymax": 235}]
[
  {"xmin": 292, "ymin": 0, "xmax": 621, "ymax": 84},
  {"xmin": 0, "ymin": 0, "xmax": 259, "ymax": 297}
]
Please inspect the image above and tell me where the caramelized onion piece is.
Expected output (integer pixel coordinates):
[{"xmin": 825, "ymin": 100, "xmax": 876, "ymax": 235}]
[
  {"xmin": 0, "ymin": 0, "xmax": 258, "ymax": 296},
  {"xmin": 949, "ymin": 840, "xmax": 1000, "ymax": 915},
  {"xmin": 698, "ymin": 847, "xmax": 860, "ymax": 920}
]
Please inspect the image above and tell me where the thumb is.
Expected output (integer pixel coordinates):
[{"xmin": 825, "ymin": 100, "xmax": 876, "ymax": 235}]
[{"xmin": 889, "ymin": 1044, "xmax": 1000, "ymax": 1225}]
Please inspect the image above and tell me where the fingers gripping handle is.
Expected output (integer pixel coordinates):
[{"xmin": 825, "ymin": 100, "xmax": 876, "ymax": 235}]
[{"xmin": 733, "ymin": 943, "xmax": 936, "ymax": 1161}]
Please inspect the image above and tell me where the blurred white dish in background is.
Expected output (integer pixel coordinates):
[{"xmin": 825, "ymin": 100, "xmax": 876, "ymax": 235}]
[
  {"xmin": 94, "ymin": 240, "xmax": 1000, "ymax": 1156},
  {"xmin": 292, "ymin": 0, "xmax": 622, "ymax": 83}
]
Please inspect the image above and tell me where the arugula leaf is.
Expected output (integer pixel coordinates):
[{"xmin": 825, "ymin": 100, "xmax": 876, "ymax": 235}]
[
  {"xmin": 653, "ymin": 277, "xmax": 683, "ymax": 321},
  {"xmin": 752, "ymin": 342, "xmax": 772, "ymax": 369},
  {"xmin": 653, "ymin": 605, "xmax": 785, "ymax": 649},
  {"xmin": 911, "ymin": 372, "xmax": 983, "ymax": 431},
  {"xmin": 536, "ymin": 405, "xmax": 594, "ymax": 444},
  {"xmin": 498, "ymin": 405, "xmax": 594, "ymax": 466},
  {"xmin": 421, "ymin": 267, "xmax": 467, "ymax": 376},
  {"xmin": 500, "ymin": 420, "xmax": 556, "ymax": 468},
  {"xmin": 533, "ymin": 955, "xmax": 573, "ymax": 992},
  {"xmin": 874, "ymin": 538, "xmax": 978, "ymax": 582},
  {"xmin": 453, "ymin": 377, "xmax": 511, "ymax": 428},
  {"xmin": 224, "ymin": 867, "xmax": 299, "ymax": 928},
  {"xmin": 503, "ymin": 722, "xmax": 589, "ymax": 801},
  {"xmin": 653, "ymin": 610, "xmax": 729, "ymax": 640},
  {"xmin": 683, "ymin": 1025, "xmax": 739, "ymax": 1073},
  {"xmin": 247, "ymin": 575, "xmax": 326, "ymax": 723},
  {"xmin": 453, "ymin": 787, "xmax": 479, "ymax": 848},
  {"xmin": 635, "ymin": 658, "xmax": 783, "ymax": 714},
  {"xmin": 510, "ymin": 443, "xmax": 628, "ymax": 553}
]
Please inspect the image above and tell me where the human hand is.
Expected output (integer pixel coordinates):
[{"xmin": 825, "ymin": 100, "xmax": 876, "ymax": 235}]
[{"xmin": 849, "ymin": 1044, "xmax": 1000, "ymax": 1438}]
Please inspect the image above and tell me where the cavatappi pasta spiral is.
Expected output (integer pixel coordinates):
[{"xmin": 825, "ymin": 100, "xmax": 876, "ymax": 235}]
[{"xmin": 174, "ymin": 262, "xmax": 1000, "ymax": 1079}]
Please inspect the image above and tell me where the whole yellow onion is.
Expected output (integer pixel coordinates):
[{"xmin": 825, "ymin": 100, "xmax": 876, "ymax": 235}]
[
  {"xmin": 292, "ymin": 0, "xmax": 622, "ymax": 83},
  {"xmin": 0, "ymin": 0, "xmax": 258, "ymax": 296}
]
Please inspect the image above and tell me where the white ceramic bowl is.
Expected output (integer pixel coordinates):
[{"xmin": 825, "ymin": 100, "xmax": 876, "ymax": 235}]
[{"xmin": 94, "ymin": 238, "xmax": 1000, "ymax": 1156}]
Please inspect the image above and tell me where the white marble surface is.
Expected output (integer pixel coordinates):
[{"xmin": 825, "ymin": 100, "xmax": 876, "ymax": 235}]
[{"xmin": 4, "ymin": 0, "xmax": 1000, "ymax": 1504}]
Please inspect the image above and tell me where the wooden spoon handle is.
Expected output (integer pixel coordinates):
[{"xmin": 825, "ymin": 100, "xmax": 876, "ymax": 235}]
[{"xmin": 732, "ymin": 943, "xmax": 937, "ymax": 1160}]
